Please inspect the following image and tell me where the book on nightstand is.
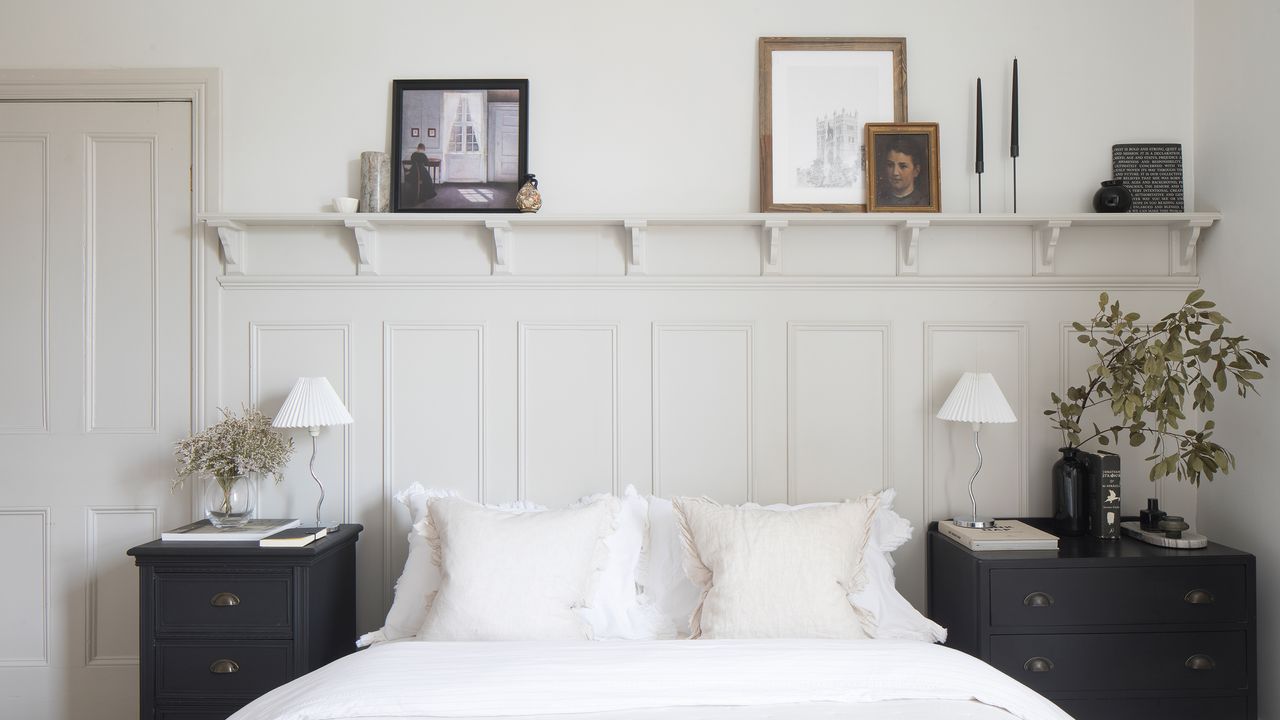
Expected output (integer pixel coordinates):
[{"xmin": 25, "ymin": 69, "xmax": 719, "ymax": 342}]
[
  {"xmin": 161, "ymin": 518, "xmax": 300, "ymax": 542},
  {"xmin": 937, "ymin": 519, "xmax": 1059, "ymax": 551},
  {"xmin": 259, "ymin": 526, "xmax": 329, "ymax": 547}
]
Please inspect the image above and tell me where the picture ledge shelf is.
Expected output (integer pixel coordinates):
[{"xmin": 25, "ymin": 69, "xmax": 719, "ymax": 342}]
[{"xmin": 201, "ymin": 211, "xmax": 1220, "ymax": 280}]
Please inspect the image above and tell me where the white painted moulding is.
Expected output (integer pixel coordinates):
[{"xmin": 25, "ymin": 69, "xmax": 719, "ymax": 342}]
[{"xmin": 200, "ymin": 212, "xmax": 1221, "ymax": 279}]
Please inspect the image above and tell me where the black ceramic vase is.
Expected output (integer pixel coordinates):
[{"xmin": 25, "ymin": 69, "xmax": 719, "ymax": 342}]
[
  {"xmin": 1092, "ymin": 180, "xmax": 1133, "ymax": 213},
  {"xmin": 1052, "ymin": 447, "xmax": 1089, "ymax": 536}
]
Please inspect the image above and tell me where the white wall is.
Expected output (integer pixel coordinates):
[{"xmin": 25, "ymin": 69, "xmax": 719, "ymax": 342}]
[
  {"xmin": 1195, "ymin": 1, "xmax": 1280, "ymax": 718},
  {"xmin": 1, "ymin": 0, "xmax": 1194, "ymax": 214}
]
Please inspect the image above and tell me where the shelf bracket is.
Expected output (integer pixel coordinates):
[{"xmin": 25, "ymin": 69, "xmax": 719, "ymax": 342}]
[
  {"xmin": 1033, "ymin": 220, "xmax": 1072, "ymax": 275},
  {"xmin": 896, "ymin": 219, "xmax": 929, "ymax": 276},
  {"xmin": 1170, "ymin": 219, "xmax": 1213, "ymax": 276},
  {"xmin": 485, "ymin": 220, "xmax": 513, "ymax": 275},
  {"xmin": 344, "ymin": 219, "xmax": 378, "ymax": 276},
  {"xmin": 624, "ymin": 219, "xmax": 647, "ymax": 275},
  {"xmin": 208, "ymin": 220, "xmax": 246, "ymax": 275},
  {"xmin": 762, "ymin": 219, "xmax": 787, "ymax": 275}
]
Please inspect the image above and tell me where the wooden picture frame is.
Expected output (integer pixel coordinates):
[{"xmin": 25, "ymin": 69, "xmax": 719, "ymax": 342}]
[
  {"xmin": 864, "ymin": 122, "xmax": 940, "ymax": 213},
  {"xmin": 391, "ymin": 79, "xmax": 529, "ymax": 212},
  {"xmin": 758, "ymin": 37, "xmax": 907, "ymax": 212}
]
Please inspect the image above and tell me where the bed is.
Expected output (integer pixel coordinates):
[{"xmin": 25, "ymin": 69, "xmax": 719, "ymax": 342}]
[{"xmin": 229, "ymin": 487, "xmax": 1072, "ymax": 720}]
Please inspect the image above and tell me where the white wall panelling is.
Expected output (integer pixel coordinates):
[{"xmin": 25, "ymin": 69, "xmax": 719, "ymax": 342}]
[
  {"xmin": 85, "ymin": 135, "xmax": 159, "ymax": 433},
  {"xmin": 0, "ymin": 135, "xmax": 49, "ymax": 433},
  {"xmin": 924, "ymin": 323, "xmax": 1030, "ymax": 524},
  {"xmin": 248, "ymin": 323, "xmax": 352, "ymax": 523},
  {"xmin": 0, "ymin": 509, "xmax": 49, "ymax": 666},
  {"xmin": 381, "ymin": 323, "xmax": 484, "ymax": 610},
  {"xmin": 787, "ymin": 323, "xmax": 891, "ymax": 504},
  {"xmin": 85, "ymin": 507, "xmax": 156, "ymax": 666},
  {"xmin": 518, "ymin": 323, "xmax": 619, "ymax": 505},
  {"xmin": 652, "ymin": 324, "xmax": 755, "ymax": 503}
]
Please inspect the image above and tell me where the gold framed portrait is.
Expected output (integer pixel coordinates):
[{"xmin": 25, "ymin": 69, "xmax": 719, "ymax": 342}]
[{"xmin": 864, "ymin": 122, "xmax": 940, "ymax": 213}]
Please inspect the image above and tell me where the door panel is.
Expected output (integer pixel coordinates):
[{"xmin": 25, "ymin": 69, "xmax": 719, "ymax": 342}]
[
  {"xmin": 0, "ymin": 101, "xmax": 193, "ymax": 720},
  {"xmin": 487, "ymin": 102, "xmax": 519, "ymax": 182}
]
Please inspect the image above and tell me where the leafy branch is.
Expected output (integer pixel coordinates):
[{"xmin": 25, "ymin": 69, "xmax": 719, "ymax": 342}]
[{"xmin": 1046, "ymin": 290, "xmax": 1268, "ymax": 486}]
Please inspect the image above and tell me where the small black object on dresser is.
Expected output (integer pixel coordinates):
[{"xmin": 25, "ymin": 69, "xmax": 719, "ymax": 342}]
[
  {"xmin": 128, "ymin": 523, "xmax": 362, "ymax": 720},
  {"xmin": 928, "ymin": 519, "xmax": 1255, "ymax": 720}
]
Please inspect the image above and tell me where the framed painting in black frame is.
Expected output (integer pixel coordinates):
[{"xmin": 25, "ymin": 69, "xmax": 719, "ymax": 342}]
[
  {"xmin": 759, "ymin": 37, "xmax": 907, "ymax": 212},
  {"xmin": 865, "ymin": 122, "xmax": 940, "ymax": 213},
  {"xmin": 391, "ymin": 79, "xmax": 529, "ymax": 212}
]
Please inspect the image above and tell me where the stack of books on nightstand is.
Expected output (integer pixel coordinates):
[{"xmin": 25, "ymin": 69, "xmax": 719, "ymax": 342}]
[{"xmin": 938, "ymin": 519, "xmax": 1058, "ymax": 551}]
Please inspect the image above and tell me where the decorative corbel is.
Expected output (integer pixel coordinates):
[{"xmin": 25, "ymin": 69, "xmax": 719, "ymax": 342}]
[
  {"xmin": 1170, "ymin": 218, "xmax": 1214, "ymax": 276},
  {"xmin": 896, "ymin": 219, "xmax": 930, "ymax": 275},
  {"xmin": 344, "ymin": 219, "xmax": 378, "ymax": 276},
  {"xmin": 208, "ymin": 220, "xmax": 246, "ymax": 275},
  {"xmin": 623, "ymin": 219, "xmax": 647, "ymax": 275},
  {"xmin": 1033, "ymin": 220, "xmax": 1072, "ymax": 275},
  {"xmin": 762, "ymin": 219, "xmax": 787, "ymax": 275},
  {"xmin": 485, "ymin": 220, "xmax": 513, "ymax": 275}
]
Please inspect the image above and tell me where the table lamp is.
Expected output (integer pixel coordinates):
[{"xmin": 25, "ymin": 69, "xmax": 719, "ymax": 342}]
[
  {"xmin": 272, "ymin": 377, "xmax": 353, "ymax": 529},
  {"xmin": 936, "ymin": 372, "xmax": 1017, "ymax": 528}
]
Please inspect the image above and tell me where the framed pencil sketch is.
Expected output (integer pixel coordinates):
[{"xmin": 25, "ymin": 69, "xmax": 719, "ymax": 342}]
[
  {"xmin": 759, "ymin": 37, "xmax": 907, "ymax": 212},
  {"xmin": 391, "ymin": 79, "xmax": 529, "ymax": 212},
  {"xmin": 865, "ymin": 122, "xmax": 940, "ymax": 212}
]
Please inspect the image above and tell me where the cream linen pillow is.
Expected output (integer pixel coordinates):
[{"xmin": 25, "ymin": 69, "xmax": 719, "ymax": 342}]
[
  {"xmin": 418, "ymin": 495, "xmax": 619, "ymax": 640},
  {"xmin": 673, "ymin": 495, "xmax": 878, "ymax": 639}
]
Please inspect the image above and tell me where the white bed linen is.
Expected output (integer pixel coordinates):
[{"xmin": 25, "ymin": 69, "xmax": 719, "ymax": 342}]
[{"xmin": 229, "ymin": 640, "xmax": 1071, "ymax": 720}]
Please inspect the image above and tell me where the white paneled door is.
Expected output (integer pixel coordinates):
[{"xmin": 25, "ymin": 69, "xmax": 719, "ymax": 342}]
[{"xmin": 0, "ymin": 102, "xmax": 192, "ymax": 719}]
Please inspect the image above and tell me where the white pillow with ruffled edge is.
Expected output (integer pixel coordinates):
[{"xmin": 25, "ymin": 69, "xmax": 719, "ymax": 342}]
[
  {"xmin": 418, "ymin": 494, "xmax": 619, "ymax": 640},
  {"xmin": 575, "ymin": 486, "xmax": 676, "ymax": 640},
  {"xmin": 672, "ymin": 495, "xmax": 879, "ymax": 639},
  {"xmin": 642, "ymin": 489, "xmax": 944, "ymax": 643},
  {"xmin": 356, "ymin": 485, "xmax": 544, "ymax": 647}
]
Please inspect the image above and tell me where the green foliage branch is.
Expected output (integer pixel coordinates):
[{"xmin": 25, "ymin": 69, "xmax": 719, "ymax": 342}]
[{"xmin": 1047, "ymin": 290, "xmax": 1268, "ymax": 486}]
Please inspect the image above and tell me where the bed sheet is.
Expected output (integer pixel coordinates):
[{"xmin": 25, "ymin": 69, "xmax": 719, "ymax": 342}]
[{"xmin": 230, "ymin": 639, "xmax": 1071, "ymax": 720}]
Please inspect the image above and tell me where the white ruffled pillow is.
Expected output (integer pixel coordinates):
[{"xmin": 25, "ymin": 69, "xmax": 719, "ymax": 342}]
[
  {"xmin": 356, "ymin": 486, "xmax": 544, "ymax": 647},
  {"xmin": 575, "ymin": 487, "xmax": 675, "ymax": 640},
  {"xmin": 673, "ymin": 495, "xmax": 878, "ymax": 639},
  {"xmin": 418, "ymin": 495, "xmax": 619, "ymax": 640},
  {"xmin": 643, "ymin": 489, "xmax": 945, "ymax": 643}
]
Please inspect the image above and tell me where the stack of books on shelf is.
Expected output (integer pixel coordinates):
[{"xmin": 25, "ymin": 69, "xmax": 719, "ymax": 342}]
[
  {"xmin": 938, "ymin": 519, "xmax": 1059, "ymax": 551},
  {"xmin": 160, "ymin": 518, "xmax": 329, "ymax": 547}
]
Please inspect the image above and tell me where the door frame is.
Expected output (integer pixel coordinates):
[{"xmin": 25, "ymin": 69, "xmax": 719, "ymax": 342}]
[{"xmin": 0, "ymin": 69, "xmax": 222, "ymax": 434}]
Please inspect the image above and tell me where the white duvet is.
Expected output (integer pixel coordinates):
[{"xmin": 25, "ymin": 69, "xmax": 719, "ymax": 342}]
[{"xmin": 230, "ymin": 640, "xmax": 1071, "ymax": 720}]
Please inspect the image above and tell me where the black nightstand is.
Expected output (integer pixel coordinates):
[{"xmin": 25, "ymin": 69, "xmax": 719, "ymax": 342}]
[
  {"xmin": 927, "ymin": 519, "xmax": 1255, "ymax": 720},
  {"xmin": 128, "ymin": 523, "xmax": 362, "ymax": 720}
]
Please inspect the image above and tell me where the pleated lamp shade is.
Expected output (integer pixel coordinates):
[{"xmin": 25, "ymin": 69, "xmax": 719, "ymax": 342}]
[
  {"xmin": 936, "ymin": 372, "xmax": 1017, "ymax": 424},
  {"xmin": 271, "ymin": 377, "xmax": 353, "ymax": 430}
]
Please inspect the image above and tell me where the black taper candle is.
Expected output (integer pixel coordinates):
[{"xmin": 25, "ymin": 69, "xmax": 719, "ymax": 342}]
[
  {"xmin": 975, "ymin": 78, "xmax": 984, "ymax": 174},
  {"xmin": 1010, "ymin": 58, "xmax": 1019, "ymax": 158}
]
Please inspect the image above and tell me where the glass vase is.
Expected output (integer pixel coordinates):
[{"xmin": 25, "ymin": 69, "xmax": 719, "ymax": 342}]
[{"xmin": 204, "ymin": 473, "xmax": 257, "ymax": 528}]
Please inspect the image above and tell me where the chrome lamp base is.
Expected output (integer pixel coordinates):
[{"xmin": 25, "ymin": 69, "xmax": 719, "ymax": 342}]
[{"xmin": 952, "ymin": 516, "xmax": 996, "ymax": 529}]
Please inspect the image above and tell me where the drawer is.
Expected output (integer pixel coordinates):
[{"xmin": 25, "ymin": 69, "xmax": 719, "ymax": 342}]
[
  {"xmin": 156, "ymin": 572, "xmax": 292, "ymax": 634},
  {"xmin": 989, "ymin": 631, "xmax": 1246, "ymax": 694},
  {"xmin": 156, "ymin": 642, "xmax": 292, "ymax": 698},
  {"xmin": 1055, "ymin": 695, "xmax": 1247, "ymax": 720},
  {"xmin": 990, "ymin": 565, "xmax": 1246, "ymax": 627},
  {"xmin": 156, "ymin": 709, "xmax": 239, "ymax": 720}
]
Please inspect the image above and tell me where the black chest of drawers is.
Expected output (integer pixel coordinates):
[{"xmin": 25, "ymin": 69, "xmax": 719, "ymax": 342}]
[
  {"xmin": 927, "ymin": 520, "xmax": 1256, "ymax": 720},
  {"xmin": 128, "ymin": 524, "xmax": 362, "ymax": 720}
]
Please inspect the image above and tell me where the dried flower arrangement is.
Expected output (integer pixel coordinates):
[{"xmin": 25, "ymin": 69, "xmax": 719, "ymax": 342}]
[{"xmin": 173, "ymin": 406, "xmax": 295, "ymax": 488}]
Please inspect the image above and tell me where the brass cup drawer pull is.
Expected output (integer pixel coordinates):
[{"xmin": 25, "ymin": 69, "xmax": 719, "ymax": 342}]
[
  {"xmin": 1023, "ymin": 591, "xmax": 1054, "ymax": 608},
  {"xmin": 1184, "ymin": 589, "xmax": 1215, "ymax": 605},
  {"xmin": 1185, "ymin": 654, "xmax": 1216, "ymax": 671},
  {"xmin": 1024, "ymin": 657, "xmax": 1054, "ymax": 673},
  {"xmin": 210, "ymin": 592, "xmax": 241, "ymax": 607},
  {"xmin": 209, "ymin": 659, "xmax": 240, "ymax": 674}
]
